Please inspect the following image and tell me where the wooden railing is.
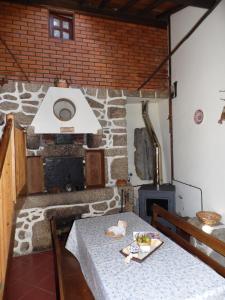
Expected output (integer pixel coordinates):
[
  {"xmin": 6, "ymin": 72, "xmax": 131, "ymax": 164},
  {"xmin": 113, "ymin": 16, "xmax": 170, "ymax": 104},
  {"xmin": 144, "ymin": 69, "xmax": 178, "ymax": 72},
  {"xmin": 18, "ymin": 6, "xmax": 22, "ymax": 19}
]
[
  {"xmin": 0, "ymin": 114, "xmax": 27, "ymax": 299},
  {"xmin": 152, "ymin": 204, "xmax": 225, "ymax": 277}
]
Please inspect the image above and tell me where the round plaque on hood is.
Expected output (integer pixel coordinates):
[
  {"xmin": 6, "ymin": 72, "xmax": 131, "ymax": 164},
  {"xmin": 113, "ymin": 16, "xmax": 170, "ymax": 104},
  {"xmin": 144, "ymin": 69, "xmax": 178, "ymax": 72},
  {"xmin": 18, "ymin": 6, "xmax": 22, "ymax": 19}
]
[{"xmin": 53, "ymin": 98, "xmax": 76, "ymax": 122}]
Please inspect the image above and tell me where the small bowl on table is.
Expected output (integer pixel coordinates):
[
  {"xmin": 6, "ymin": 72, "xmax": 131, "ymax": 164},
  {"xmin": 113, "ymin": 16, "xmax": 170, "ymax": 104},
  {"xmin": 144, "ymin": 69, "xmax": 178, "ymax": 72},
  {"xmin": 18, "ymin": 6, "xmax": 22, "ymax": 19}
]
[
  {"xmin": 196, "ymin": 211, "xmax": 221, "ymax": 226},
  {"xmin": 137, "ymin": 241, "xmax": 151, "ymax": 252},
  {"xmin": 136, "ymin": 235, "xmax": 152, "ymax": 252}
]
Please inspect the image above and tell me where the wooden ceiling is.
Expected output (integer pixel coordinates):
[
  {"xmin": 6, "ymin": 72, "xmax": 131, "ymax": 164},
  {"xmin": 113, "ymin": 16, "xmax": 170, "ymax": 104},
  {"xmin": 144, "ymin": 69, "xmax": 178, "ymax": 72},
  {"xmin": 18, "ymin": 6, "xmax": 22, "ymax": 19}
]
[{"xmin": 2, "ymin": 0, "xmax": 218, "ymax": 28}]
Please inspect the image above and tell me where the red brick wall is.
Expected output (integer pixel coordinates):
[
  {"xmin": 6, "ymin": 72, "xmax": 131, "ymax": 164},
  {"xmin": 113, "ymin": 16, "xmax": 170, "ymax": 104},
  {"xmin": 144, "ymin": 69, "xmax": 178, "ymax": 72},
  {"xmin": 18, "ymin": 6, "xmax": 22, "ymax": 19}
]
[{"xmin": 0, "ymin": 2, "xmax": 168, "ymax": 90}]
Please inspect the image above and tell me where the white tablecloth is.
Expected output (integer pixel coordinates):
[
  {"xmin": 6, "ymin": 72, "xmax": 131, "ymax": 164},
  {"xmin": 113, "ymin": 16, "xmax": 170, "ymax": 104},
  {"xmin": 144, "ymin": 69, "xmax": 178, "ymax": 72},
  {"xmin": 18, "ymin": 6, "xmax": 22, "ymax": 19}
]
[{"xmin": 66, "ymin": 212, "xmax": 225, "ymax": 300}]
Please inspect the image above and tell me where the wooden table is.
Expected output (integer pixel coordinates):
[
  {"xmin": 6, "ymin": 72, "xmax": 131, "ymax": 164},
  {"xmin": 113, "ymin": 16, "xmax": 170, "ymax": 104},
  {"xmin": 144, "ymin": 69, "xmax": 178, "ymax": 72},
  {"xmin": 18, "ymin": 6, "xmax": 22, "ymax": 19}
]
[{"xmin": 66, "ymin": 212, "xmax": 225, "ymax": 300}]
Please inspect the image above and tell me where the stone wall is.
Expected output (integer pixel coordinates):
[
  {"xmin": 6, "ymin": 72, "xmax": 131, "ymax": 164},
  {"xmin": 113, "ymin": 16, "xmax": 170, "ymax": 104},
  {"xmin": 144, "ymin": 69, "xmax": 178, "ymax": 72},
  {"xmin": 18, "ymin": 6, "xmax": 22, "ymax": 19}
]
[
  {"xmin": 15, "ymin": 187, "xmax": 121, "ymax": 255},
  {"xmin": 0, "ymin": 81, "xmax": 129, "ymax": 186},
  {"xmin": 0, "ymin": 81, "xmax": 165, "ymax": 255},
  {"xmin": 0, "ymin": 81, "xmax": 132, "ymax": 255}
]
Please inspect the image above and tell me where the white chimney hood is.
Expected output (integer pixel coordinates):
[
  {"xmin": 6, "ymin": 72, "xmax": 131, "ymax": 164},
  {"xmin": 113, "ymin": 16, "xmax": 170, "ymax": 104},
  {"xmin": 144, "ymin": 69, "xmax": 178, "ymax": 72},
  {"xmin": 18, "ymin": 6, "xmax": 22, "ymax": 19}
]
[{"xmin": 31, "ymin": 87, "xmax": 102, "ymax": 134}]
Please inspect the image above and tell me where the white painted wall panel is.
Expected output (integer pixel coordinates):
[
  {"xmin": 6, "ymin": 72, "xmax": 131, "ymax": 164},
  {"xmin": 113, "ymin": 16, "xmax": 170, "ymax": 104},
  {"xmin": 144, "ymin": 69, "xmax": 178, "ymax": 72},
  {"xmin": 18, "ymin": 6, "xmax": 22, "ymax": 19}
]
[{"xmin": 170, "ymin": 1, "xmax": 225, "ymax": 220}]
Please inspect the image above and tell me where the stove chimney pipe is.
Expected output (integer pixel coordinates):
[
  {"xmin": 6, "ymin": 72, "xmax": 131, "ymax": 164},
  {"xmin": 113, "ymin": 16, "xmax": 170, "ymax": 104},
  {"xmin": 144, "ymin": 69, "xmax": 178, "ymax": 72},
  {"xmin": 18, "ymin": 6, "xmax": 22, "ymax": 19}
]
[{"xmin": 142, "ymin": 101, "xmax": 162, "ymax": 189}]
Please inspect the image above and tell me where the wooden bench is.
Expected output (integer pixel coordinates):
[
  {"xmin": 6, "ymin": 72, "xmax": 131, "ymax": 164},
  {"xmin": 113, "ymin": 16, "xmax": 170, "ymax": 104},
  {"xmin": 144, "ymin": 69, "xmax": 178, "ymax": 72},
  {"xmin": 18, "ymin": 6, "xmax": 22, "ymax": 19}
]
[
  {"xmin": 152, "ymin": 204, "xmax": 225, "ymax": 277},
  {"xmin": 50, "ymin": 217, "xmax": 94, "ymax": 300}
]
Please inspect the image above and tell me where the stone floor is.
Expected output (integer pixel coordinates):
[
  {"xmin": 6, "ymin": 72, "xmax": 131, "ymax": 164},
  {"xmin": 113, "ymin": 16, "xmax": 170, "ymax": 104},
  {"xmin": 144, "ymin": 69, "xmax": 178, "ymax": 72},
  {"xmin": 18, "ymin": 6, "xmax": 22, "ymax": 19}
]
[{"xmin": 4, "ymin": 251, "xmax": 56, "ymax": 300}]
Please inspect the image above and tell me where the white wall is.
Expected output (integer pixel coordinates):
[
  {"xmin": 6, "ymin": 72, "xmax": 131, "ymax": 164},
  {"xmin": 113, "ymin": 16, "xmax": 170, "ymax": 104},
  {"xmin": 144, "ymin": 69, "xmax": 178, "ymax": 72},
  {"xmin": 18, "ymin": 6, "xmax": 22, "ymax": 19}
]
[
  {"xmin": 170, "ymin": 1, "xmax": 225, "ymax": 220},
  {"xmin": 126, "ymin": 100, "xmax": 170, "ymax": 186}
]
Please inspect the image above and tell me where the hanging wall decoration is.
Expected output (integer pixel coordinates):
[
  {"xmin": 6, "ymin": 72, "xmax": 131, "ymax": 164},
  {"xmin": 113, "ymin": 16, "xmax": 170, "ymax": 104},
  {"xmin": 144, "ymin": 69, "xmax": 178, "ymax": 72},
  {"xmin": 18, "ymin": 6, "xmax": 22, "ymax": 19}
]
[
  {"xmin": 218, "ymin": 90, "xmax": 225, "ymax": 124},
  {"xmin": 194, "ymin": 109, "xmax": 204, "ymax": 124},
  {"xmin": 218, "ymin": 106, "xmax": 225, "ymax": 124}
]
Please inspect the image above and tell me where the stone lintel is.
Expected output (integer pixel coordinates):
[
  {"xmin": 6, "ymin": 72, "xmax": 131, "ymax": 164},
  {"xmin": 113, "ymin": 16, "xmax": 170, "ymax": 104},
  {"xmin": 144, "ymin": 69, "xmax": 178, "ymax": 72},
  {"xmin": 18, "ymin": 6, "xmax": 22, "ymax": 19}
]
[{"xmin": 22, "ymin": 187, "xmax": 115, "ymax": 209}]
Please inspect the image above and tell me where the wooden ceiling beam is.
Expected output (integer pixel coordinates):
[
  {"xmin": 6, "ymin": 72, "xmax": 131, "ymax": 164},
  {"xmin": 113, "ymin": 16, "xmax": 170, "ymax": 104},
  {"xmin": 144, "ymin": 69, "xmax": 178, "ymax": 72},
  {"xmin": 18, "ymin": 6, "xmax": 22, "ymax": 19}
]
[
  {"xmin": 76, "ymin": 6, "xmax": 167, "ymax": 28},
  {"xmin": 98, "ymin": 0, "xmax": 111, "ymax": 10},
  {"xmin": 138, "ymin": 0, "xmax": 165, "ymax": 16},
  {"xmin": 172, "ymin": 0, "xmax": 216, "ymax": 9},
  {"xmin": 78, "ymin": 0, "xmax": 86, "ymax": 6},
  {"xmin": 157, "ymin": 4, "xmax": 187, "ymax": 20},
  {"xmin": 3, "ymin": 0, "xmax": 167, "ymax": 27},
  {"xmin": 118, "ymin": 0, "xmax": 139, "ymax": 13}
]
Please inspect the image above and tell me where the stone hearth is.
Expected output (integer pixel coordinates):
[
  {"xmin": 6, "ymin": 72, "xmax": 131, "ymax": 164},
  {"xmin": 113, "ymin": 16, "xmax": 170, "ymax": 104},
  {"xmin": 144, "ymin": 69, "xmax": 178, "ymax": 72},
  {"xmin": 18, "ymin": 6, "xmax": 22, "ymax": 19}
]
[{"xmin": 14, "ymin": 187, "xmax": 120, "ymax": 255}]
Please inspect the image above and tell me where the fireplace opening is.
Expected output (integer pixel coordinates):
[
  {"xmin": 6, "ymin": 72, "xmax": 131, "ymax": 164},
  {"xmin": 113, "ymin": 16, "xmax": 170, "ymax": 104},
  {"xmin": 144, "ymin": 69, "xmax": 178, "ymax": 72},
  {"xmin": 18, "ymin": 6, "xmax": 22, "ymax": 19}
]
[
  {"xmin": 44, "ymin": 156, "xmax": 84, "ymax": 193},
  {"xmin": 146, "ymin": 198, "xmax": 169, "ymax": 217}
]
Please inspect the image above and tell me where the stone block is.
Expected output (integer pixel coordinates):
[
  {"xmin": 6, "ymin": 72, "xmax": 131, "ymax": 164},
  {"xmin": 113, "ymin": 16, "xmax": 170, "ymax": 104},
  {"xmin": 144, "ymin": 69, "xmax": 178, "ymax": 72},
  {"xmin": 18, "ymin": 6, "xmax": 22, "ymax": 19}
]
[
  {"xmin": 108, "ymin": 107, "xmax": 126, "ymax": 119},
  {"xmin": 101, "ymin": 140, "xmax": 106, "ymax": 147},
  {"xmin": 113, "ymin": 119, "xmax": 127, "ymax": 127},
  {"xmin": 38, "ymin": 93, "xmax": 45, "ymax": 98},
  {"xmin": 22, "ymin": 187, "xmax": 115, "ymax": 208},
  {"xmin": 26, "ymin": 126, "xmax": 35, "ymax": 135},
  {"xmin": 40, "ymin": 144, "xmax": 84, "ymax": 158},
  {"xmin": 123, "ymin": 90, "xmax": 140, "ymax": 97},
  {"xmin": 156, "ymin": 89, "xmax": 169, "ymax": 98},
  {"xmin": 18, "ymin": 230, "xmax": 25, "ymax": 240},
  {"xmin": 86, "ymin": 88, "xmax": 97, "ymax": 97},
  {"xmin": 3, "ymin": 94, "xmax": 17, "ymax": 101},
  {"xmin": 0, "ymin": 101, "xmax": 19, "ymax": 111},
  {"xmin": 24, "ymin": 83, "xmax": 42, "ymax": 92},
  {"xmin": 41, "ymin": 134, "xmax": 55, "ymax": 145},
  {"xmin": 97, "ymin": 89, "xmax": 107, "ymax": 99},
  {"xmin": 20, "ymin": 242, "xmax": 30, "ymax": 253},
  {"xmin": 141, "ymin": 90, "xmax": 156, "ymax": 98},
  {"xmin": 27, "ymin": 134, "xmax": 41, "ymax": 150},
  {"xmin": 110, "ymin": 200, "xmax": 116, "ymax": 208},
  {"xmin": 20, "ymin": 93, "xmax": 32, "ymax": 99},
  {"xmin": 22, "ymin": 101, "xmax": 39, "ymax": 106},
  {"xmin": 14, "ymin": 240, "xmax": 18, "ymax": 248},
  {"xmin": 15, "ymin": 112, "xmax": 34, "ymax": 126},
  {"xmin": 86, "ymin": 97, "xmax": 104, "ymax": 109},
  {"xmin": 108, "ymin": 89, "xmax": 122, "ymax": 98},
  {"xmin": 22, "ymin": 105, "xmax": 38, "ymax": 114},
  {"xmin": 108, "ymin": 99, "xmax": 126, "ymax": 106},
  {"xmin": 113, "ymin": 135, "xmax": 127, "ymax": 146},
  {"xmin": 16, "ymin": 222, "xmax": 23, "ymax": 228},
  {"xmin": 32, "ymin": 219, "xmax": 52, "ymax": 252},
  {"xmin": 134, "ymin": 128, "xmax": 154, "ymax": 180},
  {"xmin": 45, "ymin": 205, "xmax": 89, "ymax": 220},
  {"xmin": 111, "ymin": 129, "xmax": 126, "ymax": 133},
  {"xmin": 18, "ymin": 212, "xmax": 29, "ymax": 218},
  {"xmin": 93, "ymin": 110, "xmax": 100, "ymax": 118},
  {"xmin": 99, "ymin": 119, "xmax": 107, "ymax": 127},
  {"xmin": 87, "ymin": 133, "xmax": 103, "ymax": 148},
  {"xmin": 111, "ymin": 157, "xmax": 128, "ymax": 180},
  {"xmin": 92, "ymin": 202, "xmax": 108, "ymax": 211},
  {"xmin": 105, "ymin": 148, "xmax": 127, "ymax": 157},
  {"xmin": 104, "ymin": 208, "xmax": 120, "ymax": 215},
  {"xmin": 74, "ymin": 134, "xmax": 85, "ymax": 145},
  {"xmin": 42, "ymin": 84, "xmax": 51, "ymax": 93},
  {"xmin": 0, "ymin": 81, "xmax": 16, "ymax": 94},
  {"xmin": 17, "ymin": 82, "xmax": 23, "ymax": 93},
  {"xmin": 0, "ymin": 112, "xmax": 5, "ymax": 126}
]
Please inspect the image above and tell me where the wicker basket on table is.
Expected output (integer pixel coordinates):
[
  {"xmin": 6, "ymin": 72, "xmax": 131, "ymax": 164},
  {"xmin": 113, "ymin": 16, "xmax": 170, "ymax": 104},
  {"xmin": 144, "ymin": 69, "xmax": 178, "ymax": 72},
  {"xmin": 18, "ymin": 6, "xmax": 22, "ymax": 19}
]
[{"xmin": 196, "ymin": 211, "xmax": 221, "ymax": 226}]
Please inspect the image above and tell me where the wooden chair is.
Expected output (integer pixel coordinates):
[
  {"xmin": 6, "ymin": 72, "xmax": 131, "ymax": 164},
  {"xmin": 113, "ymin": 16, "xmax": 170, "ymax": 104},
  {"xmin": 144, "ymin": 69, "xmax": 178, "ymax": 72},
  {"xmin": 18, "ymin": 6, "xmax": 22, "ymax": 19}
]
[{"xmin": 151, "ymin": 204, "xmax": 225, "ymax": 277}]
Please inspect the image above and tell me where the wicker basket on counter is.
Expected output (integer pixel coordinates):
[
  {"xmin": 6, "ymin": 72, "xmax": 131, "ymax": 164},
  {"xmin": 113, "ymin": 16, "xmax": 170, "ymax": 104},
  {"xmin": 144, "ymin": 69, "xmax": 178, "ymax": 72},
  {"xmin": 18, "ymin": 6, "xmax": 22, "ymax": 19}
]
[{"xmin": 196, "ymin": 211, "xmax": 221, "ymax": 226}]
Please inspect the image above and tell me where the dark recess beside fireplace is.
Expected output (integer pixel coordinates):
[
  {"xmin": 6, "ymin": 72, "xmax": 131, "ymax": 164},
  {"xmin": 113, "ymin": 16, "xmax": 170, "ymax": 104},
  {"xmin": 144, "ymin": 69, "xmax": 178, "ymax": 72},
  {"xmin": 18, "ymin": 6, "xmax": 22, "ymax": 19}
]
[
  {"xmin": 44, "ymin": 156, "xmax": 84, "ymax": 193},
  {"xmin": 139, "ymin": 184, "xmax": 175, "ymax": 227}
]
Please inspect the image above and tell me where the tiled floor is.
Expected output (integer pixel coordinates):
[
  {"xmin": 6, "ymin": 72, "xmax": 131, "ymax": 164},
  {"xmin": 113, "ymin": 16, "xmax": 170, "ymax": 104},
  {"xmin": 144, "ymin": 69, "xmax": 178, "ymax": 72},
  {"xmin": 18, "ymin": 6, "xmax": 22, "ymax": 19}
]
[{"xmin": 4, "ymin": 251, "xmax": 57, "ymax": 300}]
